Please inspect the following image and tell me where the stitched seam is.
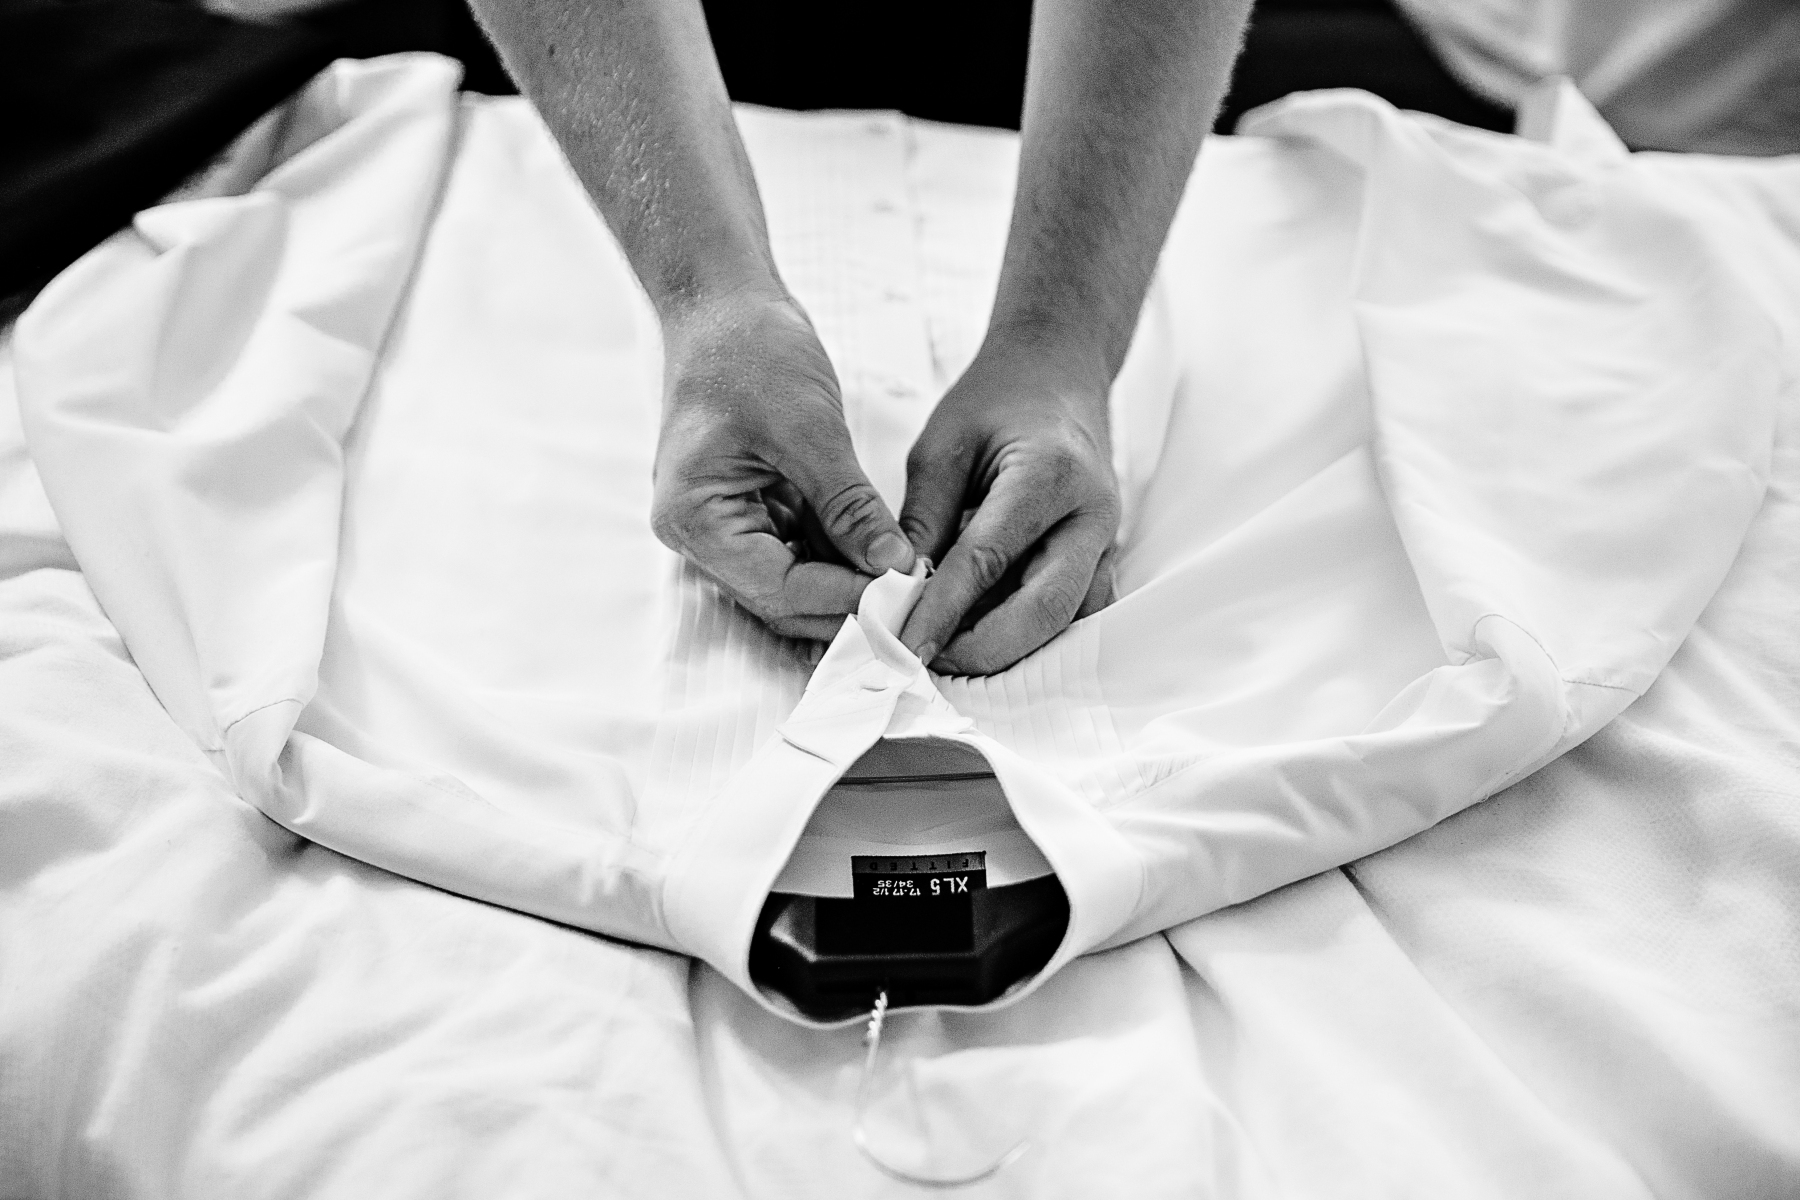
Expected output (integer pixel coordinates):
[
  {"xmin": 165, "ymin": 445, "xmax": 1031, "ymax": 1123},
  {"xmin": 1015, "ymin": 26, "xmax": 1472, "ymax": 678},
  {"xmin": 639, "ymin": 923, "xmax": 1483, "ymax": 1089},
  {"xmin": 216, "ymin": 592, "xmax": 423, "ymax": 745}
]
[
  {"xmin": 1468, "ymin": 611, "xmax": 1559, "ymax": 673},
  {"xmin": 1561, "ymin": 676, "xmax": 1638, "ymax": 694},
  {"xmin": 220, "ymin": 696, "xmax": 303, "ymax": 736}
]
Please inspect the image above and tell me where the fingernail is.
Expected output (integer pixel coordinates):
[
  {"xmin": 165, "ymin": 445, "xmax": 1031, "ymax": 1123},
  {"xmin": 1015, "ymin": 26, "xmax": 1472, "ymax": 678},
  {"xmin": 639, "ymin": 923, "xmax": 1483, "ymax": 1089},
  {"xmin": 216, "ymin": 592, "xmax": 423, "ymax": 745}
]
[
  {"xmin": 868, "ymin": 532, "xmax": 914, "ymax": 574},
  {"xmin": 916, "ymin": 641, "xmax": 939, "ymax": 667}
]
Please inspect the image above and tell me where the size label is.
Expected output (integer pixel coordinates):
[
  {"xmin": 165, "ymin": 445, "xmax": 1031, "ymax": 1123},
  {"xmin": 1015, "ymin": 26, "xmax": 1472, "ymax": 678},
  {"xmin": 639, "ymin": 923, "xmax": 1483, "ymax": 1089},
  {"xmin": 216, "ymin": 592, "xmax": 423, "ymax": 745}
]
[{"xmin": 851, "ymin": 852, "xmax": 987, "ymax": 902}]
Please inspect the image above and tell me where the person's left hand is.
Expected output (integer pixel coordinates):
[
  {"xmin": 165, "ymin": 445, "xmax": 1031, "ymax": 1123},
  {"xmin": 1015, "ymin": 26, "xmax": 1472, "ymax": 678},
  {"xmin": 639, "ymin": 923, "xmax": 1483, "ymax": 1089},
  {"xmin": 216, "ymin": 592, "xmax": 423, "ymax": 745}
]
[{"xmin": 897, "ymin": 336, "xmax": 1120, "ymax": 675}]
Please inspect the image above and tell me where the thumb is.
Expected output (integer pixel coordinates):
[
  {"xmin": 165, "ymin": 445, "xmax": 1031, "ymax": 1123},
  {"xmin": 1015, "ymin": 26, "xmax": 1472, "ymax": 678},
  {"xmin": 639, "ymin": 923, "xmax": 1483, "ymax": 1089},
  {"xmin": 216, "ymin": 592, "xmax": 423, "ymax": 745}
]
[{"xmin": 784, "ymin": 436, "xmax": 916, "ymax": 577}]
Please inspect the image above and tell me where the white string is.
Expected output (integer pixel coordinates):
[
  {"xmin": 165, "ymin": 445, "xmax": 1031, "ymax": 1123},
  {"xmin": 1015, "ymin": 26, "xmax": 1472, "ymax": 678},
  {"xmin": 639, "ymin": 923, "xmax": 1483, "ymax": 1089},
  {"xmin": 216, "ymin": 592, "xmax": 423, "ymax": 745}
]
[{"xmin": 852, "ymin": 990, "xmax": 1029, "ymax": 1190}]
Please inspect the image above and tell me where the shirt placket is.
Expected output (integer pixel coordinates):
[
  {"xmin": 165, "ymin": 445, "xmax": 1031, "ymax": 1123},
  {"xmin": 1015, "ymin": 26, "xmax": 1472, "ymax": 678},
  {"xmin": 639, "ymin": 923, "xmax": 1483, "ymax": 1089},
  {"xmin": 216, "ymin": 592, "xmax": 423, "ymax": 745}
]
[{"xmin": 745, "ymin": 109, "xmax": 938, "ymax": 512}]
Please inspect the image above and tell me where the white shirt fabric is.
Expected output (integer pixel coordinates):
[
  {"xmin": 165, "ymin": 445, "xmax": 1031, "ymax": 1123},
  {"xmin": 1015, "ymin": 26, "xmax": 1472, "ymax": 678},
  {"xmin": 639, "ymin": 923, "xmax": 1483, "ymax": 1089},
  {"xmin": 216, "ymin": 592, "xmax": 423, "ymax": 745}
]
[
  {"xmin": 12, "ymin": 57, "xmax": 1784, "ymax": 1029},
  {"xmin": 6, "ymin": 55, "xmax": 1800, "ymax": 1199}
]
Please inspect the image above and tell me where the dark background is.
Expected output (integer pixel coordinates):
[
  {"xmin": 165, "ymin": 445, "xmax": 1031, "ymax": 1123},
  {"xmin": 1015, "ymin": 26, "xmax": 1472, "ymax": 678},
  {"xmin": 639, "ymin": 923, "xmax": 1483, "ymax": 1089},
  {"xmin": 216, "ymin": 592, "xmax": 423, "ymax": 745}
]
[
  {"xmin": 313, "ymin": 0, "xmax": 1510, "ymax": 133},
  {"xmin": 1, "ymin": 0, "xmax": 1509, "ymax": 306}
]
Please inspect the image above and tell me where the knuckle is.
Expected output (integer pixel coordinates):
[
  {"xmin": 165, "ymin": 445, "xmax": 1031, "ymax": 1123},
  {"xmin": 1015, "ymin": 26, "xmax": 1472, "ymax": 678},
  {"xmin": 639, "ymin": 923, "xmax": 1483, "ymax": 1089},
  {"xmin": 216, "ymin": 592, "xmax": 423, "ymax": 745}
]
[
  {"xmin": 905, "ymin": 436, "xmax": 951, "ymax": 476},
  {"xmin": 1040, "ymin": 445, "xmax": 1083, "ymax": 490},
  {"xmin": 963, "ymin": 540, "xmax": 1011, "ymax": 592},
  {"xmin": 650, "ymin": 493, "xmax": 713, "ymax": 555},
  {"xmin": 817, "ymin": 482, "xmax": 887, "ymax": 537},
  {"xmin": 1031, "ymin": 429, "xmax": 1108, "ymax": 484},
  {"xmin": 1031, "ymin": 575, "xmax": 1087, "ymax": 628},
  {"xmin": 898, "ymin": 511, "xmax": 938, "ymax": 547}
]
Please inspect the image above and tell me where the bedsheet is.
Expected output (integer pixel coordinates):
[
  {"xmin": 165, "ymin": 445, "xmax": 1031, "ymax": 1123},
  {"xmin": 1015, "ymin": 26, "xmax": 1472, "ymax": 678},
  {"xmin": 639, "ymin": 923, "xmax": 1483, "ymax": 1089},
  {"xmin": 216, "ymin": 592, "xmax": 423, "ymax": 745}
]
[{"xmin": 3, "ymin": 56, "xmax": 1799, "ymax": 1198}]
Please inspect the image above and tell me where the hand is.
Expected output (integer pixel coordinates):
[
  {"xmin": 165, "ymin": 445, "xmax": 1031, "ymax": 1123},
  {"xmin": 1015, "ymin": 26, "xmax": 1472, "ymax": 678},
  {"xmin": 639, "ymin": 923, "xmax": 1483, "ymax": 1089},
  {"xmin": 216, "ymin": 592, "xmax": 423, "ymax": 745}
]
[
  {"xmin": 898, "ymin": 337, "xmax": 1120, "ymax": 674},
  {"xmin": 652, "ymin": 289, "xmax": 917, "ymax": 640}
]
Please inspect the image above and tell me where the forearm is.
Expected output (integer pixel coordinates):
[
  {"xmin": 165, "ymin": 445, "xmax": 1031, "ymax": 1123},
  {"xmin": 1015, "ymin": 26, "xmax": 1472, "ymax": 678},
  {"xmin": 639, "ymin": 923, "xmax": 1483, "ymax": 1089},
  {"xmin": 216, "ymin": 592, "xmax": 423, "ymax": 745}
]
[
  {"xmin": 993, "ymin": 0, "xmax": 1252, "ymax": 379},
  {"xmin": 468, "ymin": 0, "xmax": 780, "ymax": 316}
]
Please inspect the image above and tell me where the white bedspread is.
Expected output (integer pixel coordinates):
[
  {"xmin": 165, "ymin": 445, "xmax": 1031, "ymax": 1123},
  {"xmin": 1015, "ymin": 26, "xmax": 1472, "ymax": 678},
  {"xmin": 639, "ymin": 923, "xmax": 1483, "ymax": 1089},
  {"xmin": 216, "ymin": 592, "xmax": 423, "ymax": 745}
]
[{"xmin": 3, "ymin": 56, "xmax": 1798, "ymax": 1198}]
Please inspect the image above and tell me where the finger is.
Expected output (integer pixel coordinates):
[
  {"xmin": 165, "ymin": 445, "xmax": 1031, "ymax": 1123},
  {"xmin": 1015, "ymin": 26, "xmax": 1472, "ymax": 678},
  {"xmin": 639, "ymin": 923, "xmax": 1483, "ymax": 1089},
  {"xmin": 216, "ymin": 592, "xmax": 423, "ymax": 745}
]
[
  {"xmin": 712, "ymin": 536, "xmax": 874, "ymax": 622},
  {"xmin": 781, "ymin": 431, "xmax": 915, "ymax": 577},
  {"xmin": 763, "ymin": 480, "xmax": 848, "ymax": 567},
  {"xmin": 931, "ymin": 511, "xmax": 1112, "ymax": 675},
  {"xmin": 773, "ymin": 557, "xmax": 875, "ymax": 618},
  {"xmin": 898, "ymin": 437, "xmax": 973, "ymax": 567},
  {"xmin": 659, "ymin": 489, "xmax": 872, "ymax": 623},
  {"xmin": 763, "ymin": 483, "xmax": 806, "ymax": 547},
  {"xmin": 715, "ymin": 543, "xmax": 872, "ymax": 639},
  {"xmin": 764, "ymin": 613, "xmax": 855, "ymax": 642},
  {"xmin": 1077, "ymin": 543, "xmax": 1118, "ymax": 619},
  {"xmin": 792, "ymin": 491, "xmax": 853, "ymax": 568},
  {"xmin": 899, "ymin": 470, "xmax": 1071, "ymax": 662}
]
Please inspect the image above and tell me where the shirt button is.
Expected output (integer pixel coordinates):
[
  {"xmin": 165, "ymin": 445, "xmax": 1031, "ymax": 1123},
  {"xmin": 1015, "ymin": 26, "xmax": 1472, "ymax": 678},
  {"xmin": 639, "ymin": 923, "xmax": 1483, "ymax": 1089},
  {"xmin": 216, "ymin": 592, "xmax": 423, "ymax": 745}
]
[{"xmin": 857, "ymin": 665, "xmax": 900, "ymax": 692}]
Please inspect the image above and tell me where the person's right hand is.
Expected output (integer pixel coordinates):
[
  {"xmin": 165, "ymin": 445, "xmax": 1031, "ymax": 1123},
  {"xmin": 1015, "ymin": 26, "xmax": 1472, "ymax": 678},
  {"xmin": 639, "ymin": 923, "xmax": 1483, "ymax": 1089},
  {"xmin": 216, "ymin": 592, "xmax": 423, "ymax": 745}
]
[{"xmin": 651, "ymin": 289, "xmax": 918, "ymax": 641}]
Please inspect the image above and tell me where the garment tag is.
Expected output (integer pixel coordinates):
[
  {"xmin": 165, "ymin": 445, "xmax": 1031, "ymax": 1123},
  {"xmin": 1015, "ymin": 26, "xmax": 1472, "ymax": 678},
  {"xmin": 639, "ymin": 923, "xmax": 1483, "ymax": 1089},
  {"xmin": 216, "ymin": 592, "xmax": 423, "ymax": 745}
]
[{"xmin": 851, "ymin": 852, "xmax": 987, "ymax": 901}]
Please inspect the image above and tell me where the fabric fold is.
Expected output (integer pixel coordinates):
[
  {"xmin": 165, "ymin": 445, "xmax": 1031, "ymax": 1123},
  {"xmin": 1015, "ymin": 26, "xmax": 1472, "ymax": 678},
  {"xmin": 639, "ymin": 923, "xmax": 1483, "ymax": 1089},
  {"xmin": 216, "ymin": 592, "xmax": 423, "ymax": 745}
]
[{"xmin": 14, "ymin": 60, "xmax": 1780, "ymax": 1026}]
